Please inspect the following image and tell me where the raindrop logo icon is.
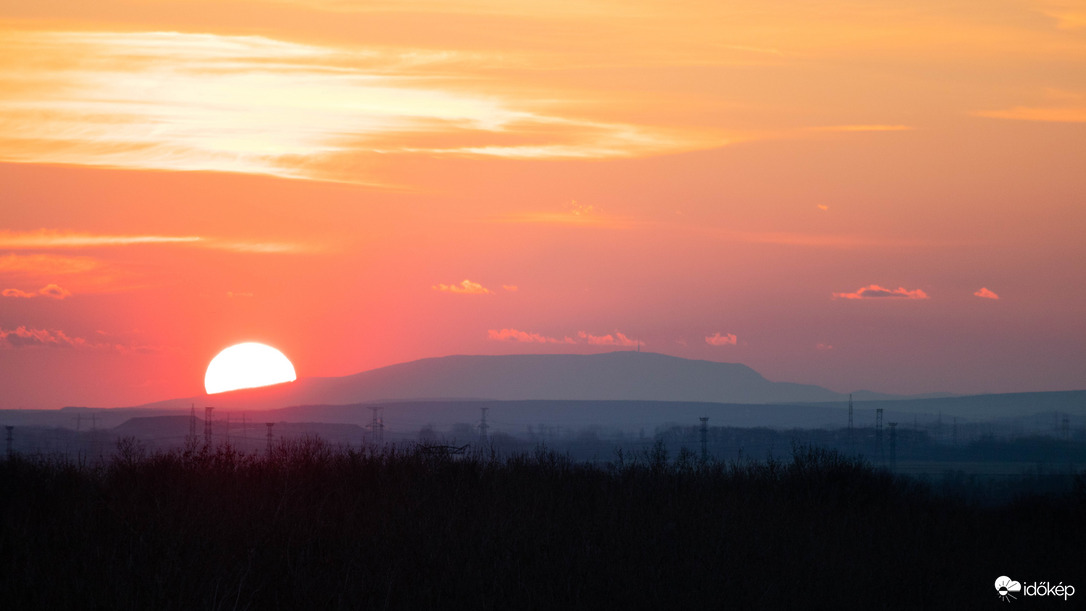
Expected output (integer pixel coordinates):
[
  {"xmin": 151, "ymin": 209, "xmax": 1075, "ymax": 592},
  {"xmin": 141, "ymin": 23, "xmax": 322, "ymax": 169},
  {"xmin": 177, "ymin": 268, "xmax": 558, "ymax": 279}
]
[{"xmin": 996, "ymin": 576, "xmax": 1022, "ymax": 602}]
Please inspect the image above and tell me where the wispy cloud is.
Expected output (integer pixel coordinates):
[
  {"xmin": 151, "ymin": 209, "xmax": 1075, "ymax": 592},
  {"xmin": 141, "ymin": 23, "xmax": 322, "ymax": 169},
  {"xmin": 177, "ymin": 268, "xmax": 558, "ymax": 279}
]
[
  {"xmin": 705, "ymin": 332, "xmax": 738, "ymax": 346},
  {"xmin": 210, "ymin": 240, "xmax": 319, "ymax": 254},
  {"xmin": 0, "ymin": 253, "xmax": 101, "ymax": 275},
  {"xmin": 491, "ymin": 212, "xmax": 634, "ymax": 228},
  {"xmin": 577, "ymin": 331, "xmax": 637, "ymax": 347},
  {"xmin": 489, "ymin": 201, "xmax": 637, "ymax": 228},
  {"xmin": 433, "ymin": 279, "xmax": 493, "ymax": 295},
  {"xmin": 974, "ymin": 106, "xmax": 1086, "ymax": 123},
  {"xmin": 0, "ymin": 30, "xmax": 721, "ymax": 184},
  {"xmin": 682, "ymin": 226, "xmax": 932, "ymax": 249},
  {"xmin": 0, "ymin": 326, "xmax": 93, "ymax": 349},
  {"xmin": 1, "ymin": 284, "xmax": 71, "ymax": 299},
  {"xmin": 832, "ymin": 284, "xmax": 930, "ymax": 300},
  {"xmin": 487, "ymin": 328, "xmax": 639, "ymax": 346},
  {"xmin": 807, "ymin": 125, "xmax": 914, "ymax": 133},
  {"xmin": 487, "ymin": 328, "xmax": 572, "ymax": 344},
  {"xmin": 1, "ymin": 288, "xmax": 36, "ymax": 299},
  {"xmin": 1035, "ymin": 1, "xmax": 1086, "ymax": 30},
  {"xmin": 733, "ymin": 230, "xmax": 926, "ymax": 249},
  {"xmin": 501, "ymin": 284, "xmax": 519, "ymax": 292},
  {"xmin": 568, "ymin": 201, "xmax": 596, "ymax": 217},
  {"xmin": 974, "ymin": 287, "xmax": 1000, "ymax": 300},
  {"xmin": 0, "ymin": 325, "xmax": 159, "ymax": 352},
  {"xmin": 0, "ymin": 253, "xmax": 126, "ymax": 295},
  {"xmin": 0, "ymin": 231, "xmax": 313, "ymax": 253},
  {"xmin": 0, "ymin": 231, "xmax": 201, "ymax": 249},
  {"xmin": 975, "ymin": 90, "xmax": 1086, "ymax": 123}
]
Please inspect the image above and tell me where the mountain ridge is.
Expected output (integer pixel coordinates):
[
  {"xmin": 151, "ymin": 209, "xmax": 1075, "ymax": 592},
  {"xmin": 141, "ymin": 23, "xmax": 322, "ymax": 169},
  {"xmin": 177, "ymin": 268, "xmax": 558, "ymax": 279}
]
[{"xmin": 125, "ymin": 351, "xmax": 929, "ymax": 412}]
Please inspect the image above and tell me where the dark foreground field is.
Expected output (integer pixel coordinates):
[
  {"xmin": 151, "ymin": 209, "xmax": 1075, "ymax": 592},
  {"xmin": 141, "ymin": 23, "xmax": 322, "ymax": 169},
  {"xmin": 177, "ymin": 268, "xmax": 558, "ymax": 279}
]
[{"xmin": 2, "ymin": 441, "xmax": 1084, "ymax": 609}]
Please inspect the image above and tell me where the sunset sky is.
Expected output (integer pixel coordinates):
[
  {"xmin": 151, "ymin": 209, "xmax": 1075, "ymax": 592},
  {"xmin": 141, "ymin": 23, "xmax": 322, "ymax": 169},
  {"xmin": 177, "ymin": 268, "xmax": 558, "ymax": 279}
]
[{"xmin": 2, "ymin": 0, "xmax": 1084, "ymax": 408}]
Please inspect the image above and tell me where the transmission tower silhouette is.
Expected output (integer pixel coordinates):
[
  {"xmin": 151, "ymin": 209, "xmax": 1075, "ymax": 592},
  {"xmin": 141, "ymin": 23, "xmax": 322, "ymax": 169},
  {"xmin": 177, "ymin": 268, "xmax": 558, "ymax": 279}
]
[
  {"xmin": 266, "ymin": 422, "xmax": 275, "ymax": 456},
  {"xmin": 188, "ymin": 404, "xmax": 197, "ymax": 445},
  {"xmin": 368, "ymin": 406, "xmax": 384, "ymax": 445},
  {"xmin": 478, "ymin": 407, "xmax": 490, "ymax": 444},
  {"xmin": 204, "ymin": 406, "xmax": 214, "ymax": 447},
  {"xmin": 5, "ymin": 425, "xmax": 12, "ymax": 458},
  {"xmin": 90, "ymin": 414, "xmax": 99, "ymax": 461},
  {"xmin": 847, "ymin": 394, "xmax": 854, "ymax": 454},
  {"xmin": 888, "ymin": 422, "xmax": 897, "ymax": 470},
  {"xmin": 875, "ymin": 408, "xmax": 884, "ymax": 464}
]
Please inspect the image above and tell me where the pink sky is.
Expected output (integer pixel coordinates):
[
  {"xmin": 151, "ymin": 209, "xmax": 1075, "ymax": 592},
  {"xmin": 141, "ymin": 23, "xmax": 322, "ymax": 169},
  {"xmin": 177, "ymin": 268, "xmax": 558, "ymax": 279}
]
[{"xmin": 1, "ymin": 1, "xmax": 1084, "ymax": 408}]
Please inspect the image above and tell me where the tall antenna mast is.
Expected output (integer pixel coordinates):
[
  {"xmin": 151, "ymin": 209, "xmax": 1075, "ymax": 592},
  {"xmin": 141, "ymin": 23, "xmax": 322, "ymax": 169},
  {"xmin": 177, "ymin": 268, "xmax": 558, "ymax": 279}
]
[{"xmin": 266, "ymin": 422, "xmax": 275, "ymax": 457}]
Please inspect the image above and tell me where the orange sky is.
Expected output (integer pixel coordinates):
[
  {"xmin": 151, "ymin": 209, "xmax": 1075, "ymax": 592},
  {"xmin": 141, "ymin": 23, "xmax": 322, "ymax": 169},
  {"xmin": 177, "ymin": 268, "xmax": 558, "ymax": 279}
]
[{"xmin": 1, "ymin": 0, "xmax": 1084, "ymax": 408}]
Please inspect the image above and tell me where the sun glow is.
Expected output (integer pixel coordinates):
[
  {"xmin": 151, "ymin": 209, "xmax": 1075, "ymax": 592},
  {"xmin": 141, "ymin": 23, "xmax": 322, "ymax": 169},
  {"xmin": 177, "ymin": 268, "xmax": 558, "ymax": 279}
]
[{"xmin": 204, "ymin": 342, "xmax": 297, "ymax": 394}]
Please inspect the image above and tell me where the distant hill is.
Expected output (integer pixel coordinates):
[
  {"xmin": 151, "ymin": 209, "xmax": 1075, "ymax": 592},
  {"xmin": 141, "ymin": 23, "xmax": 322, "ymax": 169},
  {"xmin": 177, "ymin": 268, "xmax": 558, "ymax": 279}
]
[
  {"xmin": 134, "ymin": 351, "xmax": 861, "ymax": 411},
  {"xmin": 3, "ymin": 350, "xmax": 1082, "ymax": 439},
  {"xmin": 824, "ymin": 390, "xmax": 1086, "ymax": 422},
  {"xmin": 48, "ymin": 352, "xmax": 1082, "ymax": 430},
  {"xmin": 301, "ymin": 351, "xmax": 850, "ymax": 403},
  {"xmin": 103, "ymin": 391, "xmax": 1086, "ymax": 447}
]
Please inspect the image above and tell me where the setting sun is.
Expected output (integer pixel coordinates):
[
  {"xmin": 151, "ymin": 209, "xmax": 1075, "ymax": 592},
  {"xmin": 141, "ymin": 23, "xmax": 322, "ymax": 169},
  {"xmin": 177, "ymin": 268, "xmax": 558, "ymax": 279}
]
[
  {"xmin": 204, "ymin": 342, "xmax": 297, "ymax": 394},
  {"xmin": 1, "ymin": 0, "xmax": 1083, "ymax": 409}
]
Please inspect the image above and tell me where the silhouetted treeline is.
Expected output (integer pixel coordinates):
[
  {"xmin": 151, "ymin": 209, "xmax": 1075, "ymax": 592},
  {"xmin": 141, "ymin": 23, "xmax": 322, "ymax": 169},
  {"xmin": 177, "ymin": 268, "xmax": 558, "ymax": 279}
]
[
  {"xmin": 647, "ymin": 424, "xmax": 1086, "ymax": 465},
  {"xmin": 2, "ymin": 440, "xmax": 1084, "ymax": 609}
]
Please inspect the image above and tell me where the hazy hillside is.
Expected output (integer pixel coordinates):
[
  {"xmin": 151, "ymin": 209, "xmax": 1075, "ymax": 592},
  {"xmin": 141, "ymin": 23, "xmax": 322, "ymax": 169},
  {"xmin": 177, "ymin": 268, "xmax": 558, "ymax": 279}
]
[
  {"xmin": 307, "ymin": 351, "xmax": 851, "ymax": 402},
  {"xmin": 137, "ymin": 351, "xmax": 852, "ymax": 412},
  {"xmin": 5, "ymin": 353, "xmax": 1080, "ymax": 440},
  {"xmin": 838, "ymin": 390, "xmax": 1086, "ymax": 421}
]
